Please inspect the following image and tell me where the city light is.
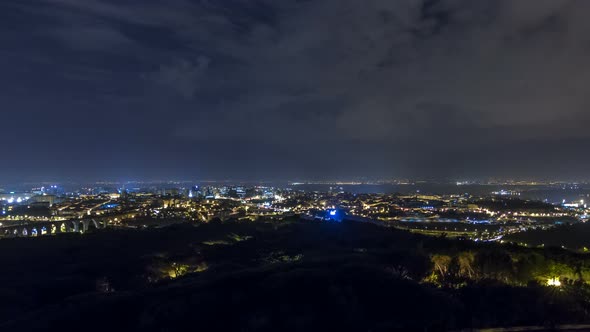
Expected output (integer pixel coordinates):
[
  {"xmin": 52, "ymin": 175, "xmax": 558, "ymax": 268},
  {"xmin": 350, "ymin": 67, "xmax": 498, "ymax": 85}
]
[{"xmin": 547, "ymin": 277, "xmax": 561, "ymax": 287}]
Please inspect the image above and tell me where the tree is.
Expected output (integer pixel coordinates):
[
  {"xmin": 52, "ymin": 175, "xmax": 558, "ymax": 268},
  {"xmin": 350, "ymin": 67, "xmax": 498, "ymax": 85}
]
[
  {"xmin": 431, "ymin": 254, "xmax": 452, "ymax": 283},
  {"xmin": 474, "ymin": 249, "xmax": 514, "ymax": 282},
  {"xmin": 457, "ymin": 252, "xmax": 475, "ymax": 279}
]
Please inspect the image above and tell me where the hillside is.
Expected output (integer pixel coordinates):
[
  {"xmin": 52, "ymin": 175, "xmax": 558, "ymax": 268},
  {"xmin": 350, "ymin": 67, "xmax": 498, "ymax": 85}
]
[{"xmin": 2, "ymin": 220, "xmax": 590, "ymax": 331}]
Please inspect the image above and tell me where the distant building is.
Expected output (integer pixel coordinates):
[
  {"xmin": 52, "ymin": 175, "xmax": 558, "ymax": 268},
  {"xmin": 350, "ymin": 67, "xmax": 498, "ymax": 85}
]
[{"xmin": 31, "ymin": 195, "xmax": 57, "ymax": 207}]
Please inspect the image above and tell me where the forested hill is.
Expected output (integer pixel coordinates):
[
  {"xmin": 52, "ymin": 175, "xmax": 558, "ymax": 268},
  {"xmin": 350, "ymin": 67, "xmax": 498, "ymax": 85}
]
[{"xmin": 2, "ymin": 220, "xmax": 590, "ymax": 331}]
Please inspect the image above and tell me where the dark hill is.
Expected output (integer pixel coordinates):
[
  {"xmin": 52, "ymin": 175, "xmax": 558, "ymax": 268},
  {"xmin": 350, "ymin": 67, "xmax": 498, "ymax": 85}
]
[{"xmin": 1, "ymin": 220, "xmax": 590, "ymax": 331}]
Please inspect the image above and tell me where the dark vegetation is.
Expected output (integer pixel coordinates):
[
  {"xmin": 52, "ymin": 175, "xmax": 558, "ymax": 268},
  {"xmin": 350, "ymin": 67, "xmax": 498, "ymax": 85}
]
[
  {"xmin": 506, "ymin": 223, "xmax": 590, "ymax": 250},
  {"xmin": 475, "ymin": 198, "xmax": 558, "ymax": 213},
  {"xmin": 2, "ymin": 220, "xmax": 590, "ymax": 331}
]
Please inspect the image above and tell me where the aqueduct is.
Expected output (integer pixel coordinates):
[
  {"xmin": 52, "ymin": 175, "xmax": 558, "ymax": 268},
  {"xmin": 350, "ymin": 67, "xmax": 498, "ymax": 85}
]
[{"xmin": 1, "ymin": 219, "xmax": 109, "ymax": 238}]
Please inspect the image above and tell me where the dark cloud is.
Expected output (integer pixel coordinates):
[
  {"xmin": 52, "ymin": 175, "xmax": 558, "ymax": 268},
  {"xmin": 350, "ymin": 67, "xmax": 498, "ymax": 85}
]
[
  {"xmin": 1, "ymin": 0, "xmax": 590, "ymax": 182},
  {"xmin": 148, "ymin": 56, "xmax": 211, "ymax": 98}
]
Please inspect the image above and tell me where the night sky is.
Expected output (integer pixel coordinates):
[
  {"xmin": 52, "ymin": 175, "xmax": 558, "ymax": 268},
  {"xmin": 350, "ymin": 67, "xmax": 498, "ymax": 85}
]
[{"xmin": 2, "ymin": 0, "xmax": 589, "ymax": 182}]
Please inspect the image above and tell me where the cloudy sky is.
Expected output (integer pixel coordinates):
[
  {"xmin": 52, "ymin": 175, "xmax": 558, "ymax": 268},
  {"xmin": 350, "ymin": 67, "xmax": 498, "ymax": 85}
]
[{"xmin": 1, "ymin": 0, "xmax": 589, "ymax": 182}]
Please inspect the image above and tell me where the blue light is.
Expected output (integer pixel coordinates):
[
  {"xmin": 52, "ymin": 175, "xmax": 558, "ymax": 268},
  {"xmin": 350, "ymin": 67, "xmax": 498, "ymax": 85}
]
[
  {"xmin": 101, "ymin": 203, "xmax": 120, "ymax": 210},
  {"xmin": 324, "ymin": 209, "xmax": 343, "ymax": 222}
]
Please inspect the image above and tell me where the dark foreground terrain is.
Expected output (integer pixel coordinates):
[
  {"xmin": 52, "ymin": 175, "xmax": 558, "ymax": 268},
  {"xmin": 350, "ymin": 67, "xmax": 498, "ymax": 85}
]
[{"xmin": 2, "ymin": 220, "xmax": 590, "ymax": 331}]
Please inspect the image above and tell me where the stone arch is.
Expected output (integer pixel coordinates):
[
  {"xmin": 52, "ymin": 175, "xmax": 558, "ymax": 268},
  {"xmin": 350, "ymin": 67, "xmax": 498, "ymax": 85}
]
[
  {"xmin": 31, "ymin": 228, "xmax": 38, "ymax": 237},
  {"xmin": 79, "ymin": 220, "xmax": 88, "ymax": 233},
  {"xmin": 40, "ymin": 226, "xmax": 48, "ymax": 235}
]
